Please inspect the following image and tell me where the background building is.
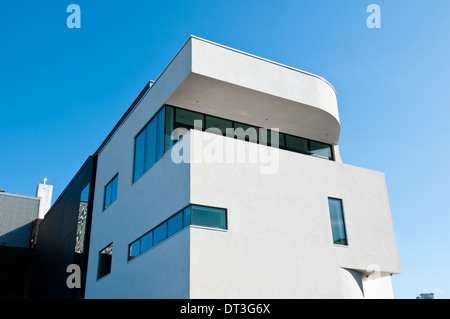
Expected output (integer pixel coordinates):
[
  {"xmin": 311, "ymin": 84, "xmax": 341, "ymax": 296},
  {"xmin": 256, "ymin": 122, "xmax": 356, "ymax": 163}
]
[{"xmin": 0, "ymin": 181, "xmax": 52, "ymax": 298}]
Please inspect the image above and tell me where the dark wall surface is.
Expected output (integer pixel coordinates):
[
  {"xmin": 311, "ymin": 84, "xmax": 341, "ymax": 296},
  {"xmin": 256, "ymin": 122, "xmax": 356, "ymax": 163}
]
[{"xmin": 30, "ymin": 155, "xmax": 97, "ymax": 299}]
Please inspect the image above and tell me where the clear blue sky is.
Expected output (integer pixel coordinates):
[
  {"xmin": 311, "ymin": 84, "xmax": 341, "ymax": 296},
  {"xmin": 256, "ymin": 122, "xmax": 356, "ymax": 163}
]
[{"xmin": 1, "ymin": 1, "xmax": 449, "ymax": 299}]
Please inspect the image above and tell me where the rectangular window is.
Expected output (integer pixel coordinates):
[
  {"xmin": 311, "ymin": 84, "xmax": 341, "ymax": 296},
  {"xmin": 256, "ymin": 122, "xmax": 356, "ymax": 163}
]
[
  {"xmin": 144, "ymin": 119, "xmax": 157, "ymax": 171},
  {"xmin": 234, "ymin": 122, "xmax": 258, "ymax": 143},
  {"xmin": 183, "ymin": 206, "xmax": 191, "ymax": 228},
  {"xmin": 75, "ymin": 183, "xmax": 90, "ymax": 254},
  {"xmin": 310, "ymin": 140, "xmax": 333, "ymax": 160},
  {"xmin": 98, "ymin": 243, "xmax": 113, "ymax": 279},
  {"xmin": 133, "ymin": 107, "xmax": 166, "ymax": 182},
  {"xmin": 153, "ymin": 222, "xmax": 167, "ymax": 246},
  {"xmin": 286, "ymin": 135, "xmax": 309, "ymax": 154},
  {"xmin": 129, "ymin": 240, "xmax": 140, "ymax": 260},
  {"xmin": 133, "ymin": 131, "xmax": 145, "ymax": 182},
  {"xmin": 175, "ymin": 108, "xmax": 204, "ymax": 130},
  {"xmin": 328, "ymin": 198, "xmax": 348, "ymax": 246},
  {"xmin": 205, "ymin": 115, "xmax": 233, "ymax": 137},
  {"xmin": 191, "ymin": 205, "xmax": 227, "ymax": 230},
  {"xmin": 104, "ymin": 175, "xmax": 118, "ymax": 210},
  {"xmin": 140, "ymin": 231, "xmax": 153, "ymax": 253},
  {"xmin": 167, "ymin": 212, "xmax": 183, "ymax": 237},
  {"xmin": 128, "ymin": 204, "xmax": 227, "ymax": 261},
  {"xmin": 164, "ymin": 105, "xmax": 175, "ymax": 152}
]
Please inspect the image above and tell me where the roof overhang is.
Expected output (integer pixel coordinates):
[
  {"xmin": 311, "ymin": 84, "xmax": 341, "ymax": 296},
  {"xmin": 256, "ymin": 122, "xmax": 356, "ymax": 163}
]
[{"xmin": 165, "ymin": 36, "xmax": 340, "ymax": 145}]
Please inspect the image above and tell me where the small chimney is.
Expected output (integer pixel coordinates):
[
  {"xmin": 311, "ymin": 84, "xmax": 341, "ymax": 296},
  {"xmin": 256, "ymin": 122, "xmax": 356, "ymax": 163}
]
[{"xmin": 36, "ymin": 178, "xmax": 53, "ymax": 218}]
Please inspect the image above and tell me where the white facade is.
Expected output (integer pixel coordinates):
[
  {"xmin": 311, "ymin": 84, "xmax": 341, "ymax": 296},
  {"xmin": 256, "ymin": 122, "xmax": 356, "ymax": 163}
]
[{"xmin": 84, "ymin": 36, "xmax": 400, "ymax": 299}]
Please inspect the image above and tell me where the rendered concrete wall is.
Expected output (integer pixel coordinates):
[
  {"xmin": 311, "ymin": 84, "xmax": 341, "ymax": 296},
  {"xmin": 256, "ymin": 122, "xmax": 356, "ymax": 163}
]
[
  {"xmin": 84, "ymin": 41, "xmax": 193, "ymax": 298},
  {"xmin": 188, "ymin": 130, "xmax": 400, "ymax": 298}
]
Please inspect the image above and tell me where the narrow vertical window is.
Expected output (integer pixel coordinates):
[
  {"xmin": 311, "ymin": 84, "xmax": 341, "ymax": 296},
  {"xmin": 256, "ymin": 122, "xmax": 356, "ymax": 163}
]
[
  {"xmin": 104, "ymin": 174, "xmax": 118, "ymax": 209},
  {"xmin": 134, "ymin": 131, "xmax": 145, "ymax": 182},
  {"xmin": 144, "ymin": 119, "xmax": 157, "ymax": 171},
  {"xmin": 98, "ymin": 243, "xmax": 113, "ymax": 279},
  {"xmin": 75, "ymin": 183, "xmax": 90, "ymax": 254},
  {"xmin": 164, "ymin": 105, "xmax": 175, "ymax": 152},
  {"xmin": 328, "ymin": 198, "xmax": 348, "ymax": 246}
]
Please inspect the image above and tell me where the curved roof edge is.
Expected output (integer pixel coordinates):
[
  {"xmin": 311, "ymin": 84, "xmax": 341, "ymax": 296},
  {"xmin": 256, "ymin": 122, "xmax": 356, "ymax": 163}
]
[{"xmin": 189, "ymin": 35, "xmax": 337, "ymax": 98}]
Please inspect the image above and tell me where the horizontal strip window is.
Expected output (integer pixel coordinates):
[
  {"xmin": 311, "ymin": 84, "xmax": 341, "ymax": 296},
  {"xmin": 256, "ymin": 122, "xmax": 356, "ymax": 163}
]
[
  {"xmin": 165, "ymin": 105, "xmax": 334, "ymax": 161},
  {"xmin": 128, "ymin": 204, "xmax": 227, "ymax": 261}
]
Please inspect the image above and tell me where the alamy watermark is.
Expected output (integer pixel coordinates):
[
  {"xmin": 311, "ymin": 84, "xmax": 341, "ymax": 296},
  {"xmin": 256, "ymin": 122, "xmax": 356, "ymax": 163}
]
[
  {"xmin": 366, "ymin": 4, "xmax": 381, "ymax": 29},
  {"xmin": 66, "ymin": 4, "xmax": 81, "ymax": 28},
  {"xmin": 169, "ymin": 120, "xmax": 280, "ymax": 175}
]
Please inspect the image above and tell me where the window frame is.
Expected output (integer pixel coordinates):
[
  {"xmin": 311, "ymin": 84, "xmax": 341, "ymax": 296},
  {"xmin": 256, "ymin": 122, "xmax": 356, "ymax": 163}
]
[
  {"xmin": 97, "ymin": 242, "xmax": 113, "ymax": 280},
  {"xmin": 103, "ymin": 174, "xmax": 118, "ymax": 210},
  {"xmin": 327, "ymin": 197, "xmax": 349, "ymax": 246},
  {"xmin": 127, "ymin": 204, "xmax": 228, "ymax": 261}
]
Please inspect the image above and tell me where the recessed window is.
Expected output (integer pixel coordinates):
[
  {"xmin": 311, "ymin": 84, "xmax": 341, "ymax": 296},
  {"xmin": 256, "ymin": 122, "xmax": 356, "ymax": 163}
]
[
  {"xmin": 191, "ymin": 205, "xmax": 227, "ymax": 230},
  {"xmin": 233, "ymin": 122, "xmax": 258, "ymax": 143},
  {"xmin": 286, "ymin": 135, "xmax": 309, "ymax": 154},
  {"xmin": 175, "ymin": 108, "xmax": 204, "ymax": 130},
  {"xmin": 98, "ymin": 243, "xmax": 113, "ymax": 279},
  {"xmin": 205, "ymin": 115, "xmax": 233, "ymax": 137},
  {"xmin": 328, "ymin": 198, "xmax": 348, "ymax": 246},
  {"xmin": 104, "ymin": 175, "xmax": 118, "ymax": 210},
  {"xmin": 310, "ymin": 140, "xmax": 333, "ymax": 160}
]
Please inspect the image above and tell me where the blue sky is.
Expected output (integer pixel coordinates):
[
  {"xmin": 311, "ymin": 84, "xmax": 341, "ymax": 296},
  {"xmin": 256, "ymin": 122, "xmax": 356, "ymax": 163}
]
[{"xmin": 1, "ymin": 1, "xmax": 449, "ymax": 299}]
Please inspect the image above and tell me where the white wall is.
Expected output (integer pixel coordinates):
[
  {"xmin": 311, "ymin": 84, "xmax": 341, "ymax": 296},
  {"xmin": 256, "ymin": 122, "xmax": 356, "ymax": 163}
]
[
  {"xmin": 84, "ymin": 39, "xmax": 193, "ymax": 299},
  {"xmin": 188, "ymin": 130, "xmax": 400, "ymax": 298}
]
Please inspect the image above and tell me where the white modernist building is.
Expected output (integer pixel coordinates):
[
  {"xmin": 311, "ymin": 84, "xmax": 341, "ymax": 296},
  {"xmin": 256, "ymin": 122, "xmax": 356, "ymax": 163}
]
[{"xmin": 84, "ymin": 36, "xmax": 400, "ymax": 299}]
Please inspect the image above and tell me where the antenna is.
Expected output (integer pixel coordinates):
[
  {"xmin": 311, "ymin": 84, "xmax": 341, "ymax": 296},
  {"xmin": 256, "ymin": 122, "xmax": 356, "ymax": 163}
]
[{"xmin": 43, "ymin": 177, "xmax": 47, "ymax": 185}]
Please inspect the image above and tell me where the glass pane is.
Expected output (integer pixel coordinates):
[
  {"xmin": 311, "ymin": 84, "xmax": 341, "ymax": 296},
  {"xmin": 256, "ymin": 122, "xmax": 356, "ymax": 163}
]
[
  {"xmin": 205, "ymin": 115, "xmax": 233, "ymax": 136},
  {"xmin": 104, "ymin": 183, "xmax": 111, "ymax": 209},
  {"xmin": 167, "ymin": 212, "xmax": 183, "ymax": 237},
  {"xmin": 156, "ymin": 108, "xmax": 165, "ymax": 160},
  {"xmin": 76, "ymin": 184, "xmax": 90, "ymax": 250},
  {"xmin": 129, "ymin": 240, "xmax": 140, "ymax": 260},
  {"xmin": 140, "ymin": 231, "xmax": 153, "ymax": 253},
  {"xmin": 183, "ymin": 206, "xmax": 191, "ymax": 228},
  {"xmin": 191, "ymin": 205, "xmax": 227, "ymax": 229},
  {"xmin": 153, "ymin": 222, "xmax": 167, "ymax": 246},
  {"xmin": 75, "ymin": 183, "xmax": 90, "ymax": 254},
  {"xmin": 110, "ymin": 176, "xmax": 118, "ymax": 203},
  {"xmin": 144, "ymin": 119, "xmax": 157, "ymax": 171},
  {"xmin": 286, "ymin": 135, "xmax": 308, "ymax": 153},
  {"xmin": 278, "ymin": 132, "xmax": 286, "ymax": 148},
  {"xmin": 234, "ymin": 122, "xmax": 258, "ymax": 143},
  {"xmin": 175, "ymin": 108, "xmax": 204, "ymax": 130},
  {"xmin": 134, "ymin": 130, "xmax": 145, "ymax": 182},
  {"xmin": 165, "ymin": 106, "xmax": 175, "ymax": 152},
  {"xmin": 328, "ymin": 198, "xmax": 348, "ymax": 245},
  {"xmin": 310, "ymin": 141, "xmax": 333, "ymax": 160}
]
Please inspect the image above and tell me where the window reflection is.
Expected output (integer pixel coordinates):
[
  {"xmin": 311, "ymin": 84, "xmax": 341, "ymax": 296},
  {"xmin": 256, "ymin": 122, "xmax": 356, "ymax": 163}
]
[{"xmin": 75, "ymin": 183, "xmax": 90, "ymax": 254}]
